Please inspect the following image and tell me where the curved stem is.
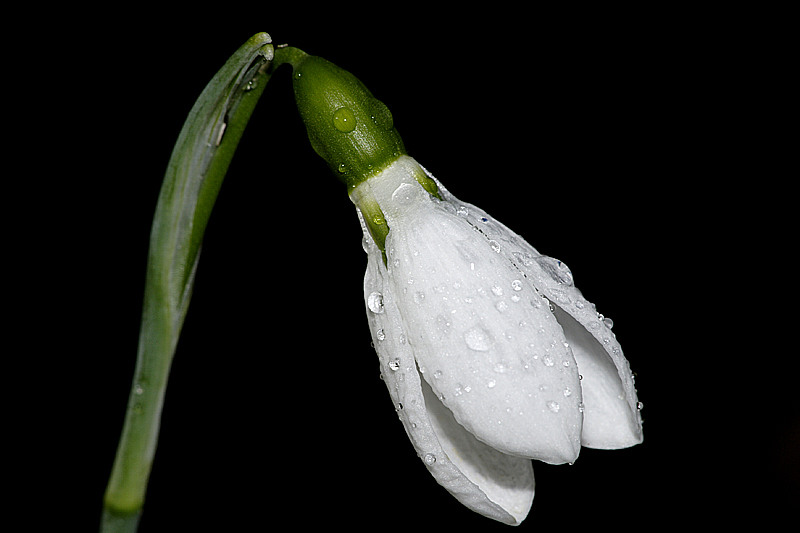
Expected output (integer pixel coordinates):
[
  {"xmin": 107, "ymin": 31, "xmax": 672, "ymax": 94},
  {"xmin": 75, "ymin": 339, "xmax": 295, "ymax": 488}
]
[
  {"xmin": 271, "ymin": 45, "xmax": 309, "ymax": 69},
  {"xmin": 101, "ymin": 33, "xmax": 274, "ymax": 532}
]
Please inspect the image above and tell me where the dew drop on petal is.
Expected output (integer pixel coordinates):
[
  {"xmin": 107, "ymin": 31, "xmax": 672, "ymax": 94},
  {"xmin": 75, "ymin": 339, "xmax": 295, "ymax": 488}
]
[
  {"xmin": 464, "ymin": 326, "xmax": 492, "ymax": 351},
  {"xmin": 546, "ymin": 400, "xmax": 561, "ymax": 413},
  {"xmin": 424, "ymin": 453, "xmax": 437, "ymax": 465},
  {"xmin": 368, "ymin": 292, "xmax": 385, "ymax": 313},
  {"xmin": 388, "ymin": 359, "xmax": 401, "ymax": 371},
  {"xmin": 391, "ymin": 182, "xmax": 420, "ymax": 206},
  {"xmin": 535, "ymin": 256, "xmax": 574, "ymax": 286}
]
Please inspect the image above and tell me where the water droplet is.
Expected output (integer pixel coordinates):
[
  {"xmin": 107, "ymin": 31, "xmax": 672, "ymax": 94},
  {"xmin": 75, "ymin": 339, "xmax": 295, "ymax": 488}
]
[
  {"xmin": 603, "ymin": 316, "xmax": 615, "ymax": 329},
  {"xmin": 424, "ymin": 453, "xmax": 437, "ymax": 465},
  {"xmin": 495, "ymin": 301, "xmax": 508, "ymax": 312},
  {"xmin": 376, "ymin": 328, "xmax": 386, "ymax": 341},
  {"xmin": 487, "ymin": 379, "xmax": 496, "ymax": 388},
  {"xmin": 388, "ymin": 359, "xmax": 401, "ymax": 371},
  {"xmin": 391, "ymin": 182, "xmax": 421, "ymax": 206},
  {"xmin": 511, "ymin": 279, "xmax": 523, "ymax": 291},
  {"xmin": 372, "ymin": 212, "xmax": 386, "ymax": 227},
  {"xmin": 491, "ymin": 285, "xmax": 504, "ymax": 296},
  {"xmin": 489, "ymin": 240, "xmax": 501, "ymax": 253},
  {"xmin": 546, "ymin": 400, "xmax": 561, "ymax": 413},
  {"xmin": 337, "ymin": 163, "xmax": 347, "ymax": 174},
  {"xmin": 574, "ymin": 299, "xmax": 585, "ymax": 309},
  {"xmin": 134, "ymin": 384, "xmax": 144, "ymax": 395},
  {"xmin": 637, "ymin": 401, "xmax": 644, "ymax": 411},
  {"xmin": 368, "ymin": 292, "xmax": 385, "ymax": 313},
  {"xmin": 456, "ymin": 206, "xmax": 469, "ymax": 217},
  {"xmin": 433, "ymin": 370, "xmax": 443, "ymax": 379},
  {"xmin": 413, "ymin": 291, "xmax": 426, "ymax": 304},
  {"xmin": 542, "ymin": 354, "xmax": 555, "ymax": 367},
  {"xmin": 464, "ymin": 326, "xmax": 492, "ymax": 351},
  {"xmin": 535, "ymin": 256, "xmax": 574, "ymax": 286},
  {"xmin": 480, "ymin": 217, "xmax": 489, "ymax": 223},
  {"xmin": 332, "ymin": 107, "xmax": 356, "ymax": 132}
]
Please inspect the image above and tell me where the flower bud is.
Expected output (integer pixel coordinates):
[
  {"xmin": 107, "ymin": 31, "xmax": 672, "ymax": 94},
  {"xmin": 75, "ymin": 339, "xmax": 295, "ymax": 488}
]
[{"xmin": 277, "ymin": 47, "xmax": 406, "ymax": 191}]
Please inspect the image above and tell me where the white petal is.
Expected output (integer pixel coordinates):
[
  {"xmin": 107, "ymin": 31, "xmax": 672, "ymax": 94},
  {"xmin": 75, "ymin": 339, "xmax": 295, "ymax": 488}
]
[
  {"xmin": 353, "ymin": 157, "xmax": 583, "ymax": 464},
  {"xmin": 362, "ymin": 230, "xmax": 534, "ymax": 525},
  {"xmin": 424, "ymin": 173, "xmax": 644, "ymax": 449},
  {"xmin": 550, "ymin": 304, "xmax": 643, "ymax": 448}
]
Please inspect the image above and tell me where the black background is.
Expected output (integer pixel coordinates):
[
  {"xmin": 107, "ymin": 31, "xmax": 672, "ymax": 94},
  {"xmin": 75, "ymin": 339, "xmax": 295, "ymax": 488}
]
[{"xmin": 19, "ymin": 6, "xmax": 794, "ymax": 532}]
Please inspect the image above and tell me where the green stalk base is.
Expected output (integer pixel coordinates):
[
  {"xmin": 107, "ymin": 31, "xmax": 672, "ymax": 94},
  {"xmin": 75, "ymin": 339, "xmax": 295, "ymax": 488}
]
[{"xmin": 100, "ymin": 508, "xmax": 141, "ymax": 533}]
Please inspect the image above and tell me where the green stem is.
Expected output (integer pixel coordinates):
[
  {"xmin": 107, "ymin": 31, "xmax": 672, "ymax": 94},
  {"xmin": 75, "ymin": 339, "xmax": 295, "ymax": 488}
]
[
  {"xmin": 101, "ymin": 33, "xmax": 273, "ymax": 532},
  {"xmin": 272, "ymin": 45, "xmax": 309, "ymax": 69}
]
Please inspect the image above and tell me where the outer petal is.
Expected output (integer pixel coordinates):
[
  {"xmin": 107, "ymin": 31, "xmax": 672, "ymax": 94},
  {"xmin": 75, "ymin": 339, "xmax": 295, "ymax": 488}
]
[
  {"xmin": 361, "ymin": 222, "xmax": 534, "ymax": 525},
  {"xmin": 355, "ymin": 157, "xmax": 584, "ymax": 465},
  {"xmin": 426, "ymin": 170, "xmax": 644, "ymax": 449}
]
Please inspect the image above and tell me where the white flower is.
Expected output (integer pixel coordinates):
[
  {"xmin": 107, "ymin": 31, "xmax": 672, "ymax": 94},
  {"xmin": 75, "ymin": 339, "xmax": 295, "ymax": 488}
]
[
  {"xmin": 351, "ymin": 155, "xmax": 643, "ymax": 525},
  {"xmin": 275, "ymin": 46, "xmax": 643, "ymax": 525}
]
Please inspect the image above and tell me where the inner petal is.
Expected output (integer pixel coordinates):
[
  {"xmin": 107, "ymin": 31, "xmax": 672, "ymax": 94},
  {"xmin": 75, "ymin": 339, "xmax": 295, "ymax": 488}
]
[
  {"xmin": 420, "ymin": 374, "xmax": 534, "ymax": 524},
  {"xmin": 551, "ymin": 304, "xmax": 643, "ymax": 449}
]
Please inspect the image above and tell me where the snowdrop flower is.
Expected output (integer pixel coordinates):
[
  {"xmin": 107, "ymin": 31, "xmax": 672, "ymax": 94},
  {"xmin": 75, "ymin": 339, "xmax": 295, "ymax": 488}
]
[{"xmin": 277, "ymin": 47, "xmax": 643, "ymax": 525}]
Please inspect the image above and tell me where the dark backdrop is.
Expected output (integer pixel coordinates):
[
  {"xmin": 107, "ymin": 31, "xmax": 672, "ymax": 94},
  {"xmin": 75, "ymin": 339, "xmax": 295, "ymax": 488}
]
[{"xmin": 25, "ymin": 8, "xmax": 793, "ymax": 532}]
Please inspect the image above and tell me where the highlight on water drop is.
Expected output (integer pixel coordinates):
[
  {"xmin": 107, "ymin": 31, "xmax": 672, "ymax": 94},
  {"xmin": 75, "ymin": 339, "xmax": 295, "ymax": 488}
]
[{"xmin": 332, "ymin": 106, "xmax": 356, "ymax": 132}]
